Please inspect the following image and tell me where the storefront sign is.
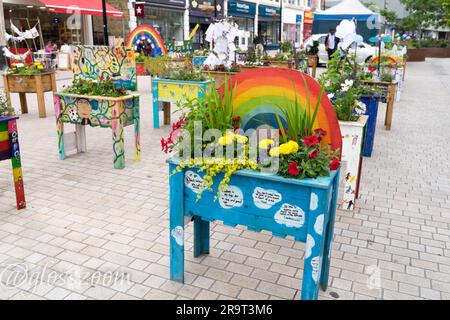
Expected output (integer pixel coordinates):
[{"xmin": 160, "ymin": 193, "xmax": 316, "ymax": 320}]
[
  {"xmin": 144, "ymin": 0, "xmax": 185, "ymax": 8},
  {"xmin": 190, "ymin": 0, "xmax": 224, "ymax": 18},
  {"xmin": 296, "ymin": 15, "xmax": 303, "ymax": 24},
  {"xmin": 166, "ymin": 40, "xmax": 193, "ymax": 52},
  {"xmin": 258, "ymin": 5, "xmax": 280, "ymax": 19},
  {"xmin": 228, "ymin": 0, "xmax": 256, "ymax": 17}
]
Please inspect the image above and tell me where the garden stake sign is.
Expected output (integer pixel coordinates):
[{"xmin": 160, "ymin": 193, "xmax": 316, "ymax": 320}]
[
  {"xmin": 168, "ymin": 69, "xmax": 342, "ymax": 300},
  {"xmin": 72, "ymin": 46, "xmax": 137, "ymax": 91},
  {"xmin": 0, "ymin": 116, "xmax": 26, "ymax": 209},
  {"xmin": 53, "ymin": 93, "xmax": 140, "ymax": 169}
]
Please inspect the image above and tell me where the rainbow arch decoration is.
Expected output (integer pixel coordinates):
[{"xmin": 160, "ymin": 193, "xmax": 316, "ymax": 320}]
[
  {"xmin": 126, "ymin": 24, "xmax": 167, "ymax": 57},
  {"xmin": 225, "ymin": 68, "xmax": 342, "ymax": 152},
  {"xmin": 368, "ymin": 56, "xmax": 398, "ymax": 72}
]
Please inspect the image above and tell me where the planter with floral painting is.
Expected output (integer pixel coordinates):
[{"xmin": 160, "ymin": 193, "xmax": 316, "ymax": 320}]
[
  {"xmin": 53, "ymin": 92, "xmax": 140, "ymax": 169},
  {"xmin": 339, "ymin": 115, "xmax": 368, "ymax": 210},
  {"xmin": 165, "ymin": 68, "xmax": 343, "ymax": 300},
  {"xmin": 152, "ymin": 78, "xmax": 213, "ymax": 128}
]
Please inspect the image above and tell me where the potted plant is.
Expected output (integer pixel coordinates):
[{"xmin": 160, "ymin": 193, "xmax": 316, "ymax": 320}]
[
  {"xmin": 163, "ymin": 70, "xmax": 343, "ymax": 300},
  {"xmin": 53, "ymin": 78, "xmax": 140, "ymax": 169},
  {"xmin": 0, "ymin": 89, "xmax": 26, "ymax": 209},
  {"xmin": 321, "ymin": 52, "xmax": 371, "ymax": 210},
  {"xmin": 305, "ymin": 40, "xmax": 319, "ymax": 68},
  {"xmin": 263, "ymin": 51, "xmax": 294, "ymax": 69},
  {"xmin": 2, "ymin": 61, "xmax": 57, "ymax": 118},
  {"xmin": 152, "ymin": 66, "xmax": 213, "ymax": 128}
]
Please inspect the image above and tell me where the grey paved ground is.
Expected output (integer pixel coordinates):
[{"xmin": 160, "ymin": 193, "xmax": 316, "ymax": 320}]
[{"xmin": 0, "ymin": 59, "xmax": 449, "ymax": 300}]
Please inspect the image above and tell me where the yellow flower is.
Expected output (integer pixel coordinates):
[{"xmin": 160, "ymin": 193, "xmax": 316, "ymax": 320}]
[
  {"xmin": 37, "ymin": 65, "xmax": 44, "ymax": 70},
  {"xmin": 259, "ymin": 139, "xmax": 274, "ymax": 150},
  {"xmin": 279, "ymin": 140, "xmax": 299, "ymax": 155},
  {"xmin": 218, "ymin": 134, "xmax": 234, "ymax": 146},
  {"xmin": 269, "ymin": 147, "xmax": 280, "ymax": 157},
  {"xmin": 234, "ymin": 134, "xmax": 248, "ymax": 144}
]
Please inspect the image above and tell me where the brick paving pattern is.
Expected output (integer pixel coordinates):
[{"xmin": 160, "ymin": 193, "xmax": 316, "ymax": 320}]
[{"xmin": 0, "ymin": 59, "xmax": 449, "ymax": 300}]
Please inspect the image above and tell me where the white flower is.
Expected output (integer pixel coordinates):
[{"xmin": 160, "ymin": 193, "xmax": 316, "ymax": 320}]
[
  {"xmin": 344, "ymin": 79, "xmax": 354, "ymax": 87},
  {"xmin": 327, "ymin": 93, "xmax": 335, "ymax": 99},
  {"xmin": 355, "ymin": 101, "xmax": 367, "ymax": 115}
]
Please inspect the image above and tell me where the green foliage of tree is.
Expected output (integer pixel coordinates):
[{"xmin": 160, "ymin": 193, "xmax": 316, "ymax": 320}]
[{"xmin": 399, "ymin": 0, "xmax": 448, "ymax": 37}]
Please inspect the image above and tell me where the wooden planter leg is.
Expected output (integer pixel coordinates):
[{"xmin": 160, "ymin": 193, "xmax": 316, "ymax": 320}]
[
  {"xmin": 385, "ymin": 82, "xmax": 397, "ymax": 131},
  {"xmin": 169, "ymin": 165, "xmax": 185, "ymax": 283},
  {"xmin": 8, "ymin": 119, "xmax": 26, "ymax": 210},
  {"xmin": 19, "ymin": 93, "xmax": 28, "ymax": 114},
  {"xmin": 320, "ymin": 169, "xmax": 340, "ymax": 291},
  {"xmin": 54, "ymin": 95, "xmax": 66, "ymax": 160},
  {"xmin": 75, "ymin": 124, "xmax": 87, "ymax": 153},
  {"xmin": 152, "ymin": 81, "xmax": 160, "ymax": 128},
  {"xmin": 35, "ymin": 75, "xmax": 47, "ymax": 118},
  {"xmin": 133, "ymin": 96, "xmax": 141, "ymax": 162},
  {"xmin": 194, "ymin": 216, "xmax": 210, "ymax": 257},
  {"xmin": 111, "ymin": 119, "xmax": 125, "ymax": 169},
  {"xmin": 301, "ymin": 188, "xmax": 329, "ymax": 300},
  {"xmin": 163, "ymin": 102, "xmax": 171, "ymax": 125}
]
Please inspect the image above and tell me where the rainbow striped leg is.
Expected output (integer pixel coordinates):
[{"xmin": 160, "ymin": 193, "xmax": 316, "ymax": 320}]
[
  {"xmin": 8, "ymin": 120, "xmax": 26, "ymax": 209},
  {"xmin": 133, "ymin": 96, "xmax": 141, "ymax": 162}
]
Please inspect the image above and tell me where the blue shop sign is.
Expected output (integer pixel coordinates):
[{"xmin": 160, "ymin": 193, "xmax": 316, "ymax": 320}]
[
  {"xmin": 258, "ymin": 5, "xmax": 280, "ymax": 18},
  {"xmin": 228, "ymin": 0, "xmax": 256, "ymax": 17},
  {"xmin": 296, "ymin": 14, "xmax": 303, "ymax": 23}
]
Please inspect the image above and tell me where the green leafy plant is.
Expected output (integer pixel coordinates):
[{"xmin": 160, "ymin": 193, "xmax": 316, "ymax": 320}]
[
  {"xmin": 0, "ymin": 90, "xmax": 15, "ymax": 118},
  {"xmin": 7, "ymin": 61, "xmax": 45, "ymax": 75},
  {"xmin": 62, "ymin": 78, "xmax": 128, "ymax": 97},
  {"xmin": 162, "ymin": 66, "xmax": 207, "ymax": 82},
  {"xmin": 280, "ymin": 41, "xmax": 293, "ymax": 53},
  {"xmin": 306, "ymin": 41, "xmax": 320, "ymax": 56}
]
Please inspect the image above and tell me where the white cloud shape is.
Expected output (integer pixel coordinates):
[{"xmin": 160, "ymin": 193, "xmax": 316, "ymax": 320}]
[
  {"xmin": 253, "ymin": 187, "xmax": 282, "ymax": 209},
  {"xmin": 274, "ymin": 203, "xmax": 305, "ymax": 228}
]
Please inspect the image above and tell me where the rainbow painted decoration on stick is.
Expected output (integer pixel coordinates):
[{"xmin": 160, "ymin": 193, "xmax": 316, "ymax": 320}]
[
  {"xmin": 0, "ymin": 116, "xmax": 26, "ymax": 209},
  {"xmin": 225, "ymin": 68, "xmax": 342, "ymax": 152},
  {"xmin": 126, "ymin": 24, "xmax": 167, "ymax": 57}
]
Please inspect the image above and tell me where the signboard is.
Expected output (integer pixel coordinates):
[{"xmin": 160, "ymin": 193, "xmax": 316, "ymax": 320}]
[
  {"xmin": 227, "ymin": 0, "xmax": 256, "ymax": 17},
  {"xmin": 296, "ymin": 14, "xmax": 303, "ymax": 24},
  {"xmin": 166, "ymin": 40, "xmax": 193, "ymax": 52},
  {"xmin": 190, "ymin": 0, "xmax": 224, "ymax": 17},
  {"xmin": 258, "ymin": 5, "xmax": 280, "ymax": 19},
  {"xmin": 144, "ymin": 0, "xmax": 185, "ymax": 8}
]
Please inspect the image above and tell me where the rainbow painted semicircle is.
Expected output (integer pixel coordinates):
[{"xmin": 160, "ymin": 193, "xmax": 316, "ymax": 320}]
[
  {"xmin": 126, "ymin": 24, "xmax": 167, "ymax": 57},
  {"xmin": 226, "ymin": 68, "xmax": 342, "ymax": 152}
]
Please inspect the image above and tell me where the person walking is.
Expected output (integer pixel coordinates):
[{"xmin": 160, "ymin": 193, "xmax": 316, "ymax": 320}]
[{"xmin": 325, "ymin": 29, "xmax": 339, "ymax": 60}]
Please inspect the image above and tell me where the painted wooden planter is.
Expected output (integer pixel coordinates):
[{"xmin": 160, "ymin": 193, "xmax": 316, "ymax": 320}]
[
  {"xmin": 363, "ymin": 80, "xmax": 398, "ymax": 131},
  {"xmin": 263, "ymin": 60, "xmax": 294, "ymax": 69},
  {"xmin": 168, "ymin": 158, "xmax": 340, "ymax": 300},
  {"xmin": 339, "ymin": 116, "xmax": 368, "ymax": 210},
  {"xmin": 0, "ymin": 116, "xmax": 26, "ymax": 209},
  {"xmin": 201, "ymin": 71, "xmax": 239, "ymax": 89},
  {"xmin": 306, "ymin": 55, "xmax": 318, "ymax": 78},
  {"xmin": 53, "ymin": 92, "xmax": 140, "ymax": 169},
  {"xmin": 360, "ymin": 94, "xmax": 381, "ymax": 157},
  {"xmin": 151, "ymin": 78, "xmax": 213, "ymax": 128},
  {"xmin": 2, "ymin": 72, "xmax": 57, "ymax": 118}
]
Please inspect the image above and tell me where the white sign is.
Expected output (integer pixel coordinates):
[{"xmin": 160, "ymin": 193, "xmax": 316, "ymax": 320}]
[
  {"xmin": 274, "ymin": 203, "xmax": 305, "ymax": 228},
  {"xmin": 253, "ymin": 187, "xmax": 282, "ymax": 209},
  {"xmin": 185, "ymin": 170, "xmax": 204, "ymax": 194},
  {"xmin": 219, "ymin": 186, "xmax": 243, "ymax": 209}
]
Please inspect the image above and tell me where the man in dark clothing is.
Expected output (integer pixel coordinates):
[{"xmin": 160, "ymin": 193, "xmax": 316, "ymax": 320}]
[{"xmin": 325, "ymin": 29, "xmax": 340, "ymax": 60}]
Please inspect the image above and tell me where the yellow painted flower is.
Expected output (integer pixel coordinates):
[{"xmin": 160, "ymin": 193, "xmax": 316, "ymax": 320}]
[
  {"xmin": 234, "ymin": 134, "xmax": 248, "ymax": 144},
  {"xmin": 218, "ymin": 134, "xmax": 234, "ymax": 146},
  {"xmin": 259, "ymin": 139, "xmax": 274, "ymax": 150},
  {"xmin": 269, "ymin": 147, "xmax": 280, "ymax": 157}
]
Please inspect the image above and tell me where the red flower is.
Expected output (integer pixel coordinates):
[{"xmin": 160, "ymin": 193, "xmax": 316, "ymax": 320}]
[
  {"xmin": 288, "ymin": 162, "xmax": 300, "ymax": 176},
  {"xmin": 314, "ymin": 128, "xmax": 327, "ymax": 137},
  {"xmin": 233, "ymin": 126, "xmax": 240, "ymax": 132},
  {"xmin": 308, "ymin": 148, "xmax": 319, "ymax": 160},
  {"xmin": 278, "ymin": 128, "xmax": 288, "ymax": 136},
  {"xmin": 172, "ymin": 117, "xmax": 185, "ymax": 131},
  {"xmin": 303, "ymin": 135, "xmax": 320, "ymax": 147},
  {"xmin": 161, "ymin": 138, "xmax": 169, "ymax": 153},
  {"xmin": 232, "ymin": 116, "xmax": 241, "ymax": 123},
  {"xmin": 329, "ymin": 159, "xmax": 340, "ymax": 171}
]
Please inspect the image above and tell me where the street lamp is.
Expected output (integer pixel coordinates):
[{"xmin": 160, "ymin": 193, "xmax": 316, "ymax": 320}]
[{"xmin": 102, "ymin": 0, "xmax": 109, "ymax": 45}]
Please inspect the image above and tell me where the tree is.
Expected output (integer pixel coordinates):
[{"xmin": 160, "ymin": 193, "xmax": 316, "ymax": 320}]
[
  {"xmin": 399, "ymin": 0, "xmax": 447, "ymax": 38},
  {"xmin": 363, "ymin": 2, "xmax": 398, "ymax": 31}
]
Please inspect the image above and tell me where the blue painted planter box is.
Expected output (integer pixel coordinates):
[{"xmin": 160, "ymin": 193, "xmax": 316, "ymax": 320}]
[
  {"xmin": 360, "ymin": 94, "xmax": 381, "ymax": 157},
  {"xmin": 151, "ymin": 78, "xmax": 213, "ymax": 128},
  {"xmin": 167, "ymin": 157, "xmax": 340, "ymax": 300}
]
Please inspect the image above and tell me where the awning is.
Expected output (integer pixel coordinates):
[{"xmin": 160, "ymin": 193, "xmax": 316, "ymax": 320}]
[{"xmin": 39, "ymin": 0, "xmax": 123, "ymax": 17}]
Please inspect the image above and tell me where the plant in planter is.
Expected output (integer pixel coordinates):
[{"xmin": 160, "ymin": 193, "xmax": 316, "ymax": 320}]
[
  {"xmin": 0, "ymin": 89, "xmax": 15, "ymax": 118},
  {"xmin": 163, "ymin": 69, "xmax": 343, "ymax": 299},
  {"xmin": 54, "ymin": 77, "xmax": 140, "ymax": 169},
  {"xmin": 305, "ymin": 40, "xmax": 320, "ymax": 56},
  {"xmin": 202, "ymin": 63, "xmax": 241, "ymax": 89}
]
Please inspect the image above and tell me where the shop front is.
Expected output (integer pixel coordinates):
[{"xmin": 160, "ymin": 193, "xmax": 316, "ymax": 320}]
[
  {"xmin": 303, "ymin": 10, "xmax": 314, "ymax": 41},
  {"xmin": 141, "ymin": 0, "xmax": 185, "ymax": 42},
  {"xmin": 282, "ymin": 8, "xmax": 303, "ymax": 46},
  {"xmin": 189, "ymin": 0, "xmax": 224, "ymax": 50},
  {"xmin": 227, "ymin": 0, "xmax": 256, "ymax": 46},
  {"xmin": 258, "ymin": 4, "xmax": 281, "ymax": 49}
]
